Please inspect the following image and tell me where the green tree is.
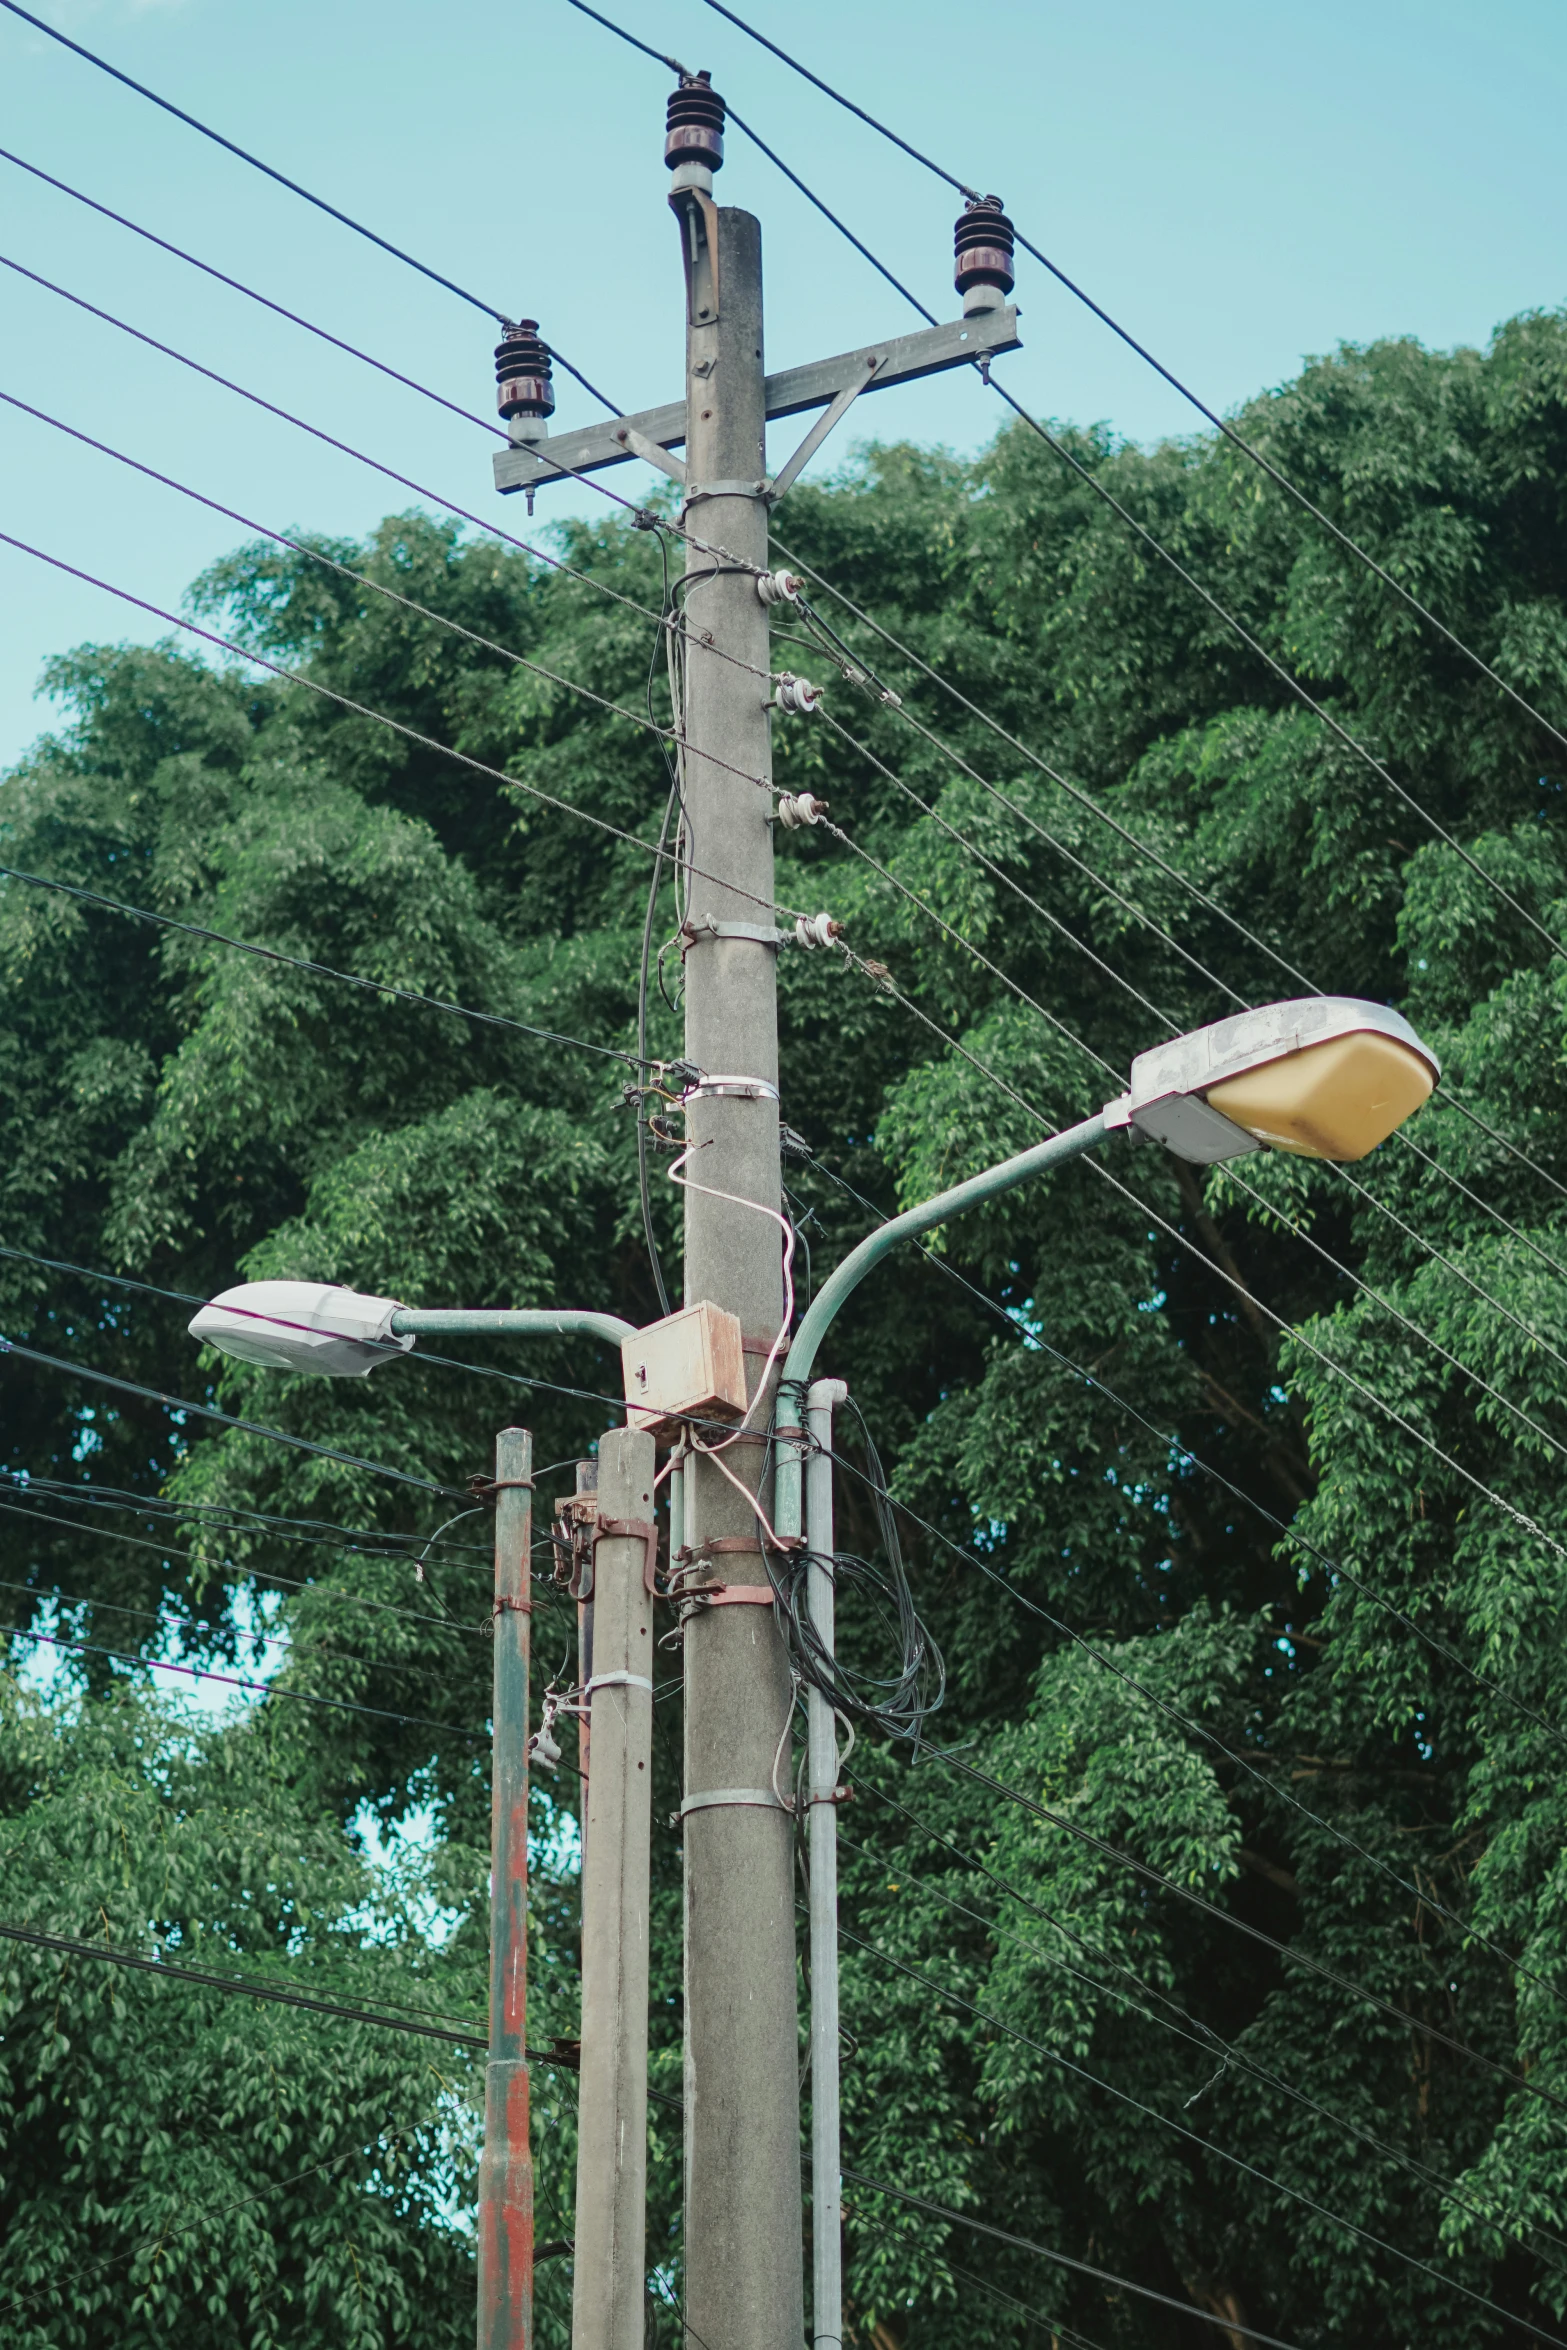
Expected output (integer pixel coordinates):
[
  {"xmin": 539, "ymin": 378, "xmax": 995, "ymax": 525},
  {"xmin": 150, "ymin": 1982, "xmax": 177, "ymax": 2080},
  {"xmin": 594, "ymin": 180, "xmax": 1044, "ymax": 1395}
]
[{"xmin": 4, "ymin": 308, "xmax": 1567, "ymax": 2345}]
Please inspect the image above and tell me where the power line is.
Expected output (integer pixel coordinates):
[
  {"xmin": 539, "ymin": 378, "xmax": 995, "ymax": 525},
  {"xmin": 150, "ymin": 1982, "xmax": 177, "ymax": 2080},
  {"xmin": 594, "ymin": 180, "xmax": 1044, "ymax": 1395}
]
[
  {"xmin": 0, "ymin": 1542, "xmax": 461, "ymax": 1684},
  {"xmin": 0, "ymin": 144, "xmax": 507, "ymax": 438},
  {"xmin": 0, "ymin": 1333, "xmax": 464, "ymax": 1499},
  {"xmin": 841, "ymin": 2170, "xmax": 1318, "ymax": 2350},
  {"xmin": 0, "ymin": 0, "xmax": 613, "ymax": 396},
  {"xmin": 0, "ymin": 251, "xmax": 755, "ymax": 676},
  {"xmin": 923, "ymin": 1740, "xmax": 1567, "ymax": 2124},
  {"xmin": 798, "ymin": 1144, "xmax": 1567, "ymax": 1752},
  {"xmin": 849, "ymin": 1790, "xmax": 1567, "ymax": 2274},
  {"xmin": 823, "ymin": 815, "xmax": 1118, "ymax": 1080},
  {"xmin": 0, "ymin": 1917, "xmax": 488, "ymax": 2049},
  {"xmin": 692, "ymin": 0, "xmax": 1567, "ymax": 765},
  {"xmin": 0, "ymin": 375, "xmax": 780, "ymax": 729},
  {"xmin": 812, "ymin": 687, "xmax": 1567, "ymax": 1461},
  {"xmin": 837, "ymin": 1918, "xmax": 1567, "ymax": 2342},
  {"xmin": 828, "ymin": 1465, "xmax": 1567, "ymax": 2018},
  {"xmin": 785, "ymin": 527, "xmax": 1567, "ymax": 1219},
  {"xmin": 0, "ymin": 1490, "xmax": 492, "ymax": 1639},
  {"xmin": 831, "ymin": 939, "xmax": 1567, "ymax": 1598},
  {"xmin": 0, "ymin": 525, "xmax": 801, "ymax": 932},
  {"xmin": 7, "ymin": 1620, "xmax": 488, "ymax": 1742},
  {"xmin": 0, "ymin": 858, "xmax": 653, "ymax": 1073},
  {"xmin": 0, "ymin": 1465, "xmax": 494, "ymax": 1573},
  {"xmin": 846, "ymin": 2207, "xmax": 1114, "ymax": 2350},
  {"xmin": 986, "ymin": 375, "xmax": 1567, "ymax": 970}
]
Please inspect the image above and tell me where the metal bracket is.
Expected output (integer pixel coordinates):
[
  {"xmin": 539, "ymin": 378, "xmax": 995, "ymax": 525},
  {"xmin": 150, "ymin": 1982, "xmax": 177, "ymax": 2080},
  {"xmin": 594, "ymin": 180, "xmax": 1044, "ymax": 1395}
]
[
  {"xmin": 680, "ymin": 1787, "xmax": 791, "ymax": 1816},
  {"xmin": 494, "ymin": 305, "xmax": 1022, "ymax": 497},
  {"xmin": 768, "ymin": 350, "xmax": 886, "ymax": 505},
  {"xmin": 592, "ymin": 1513, "xmax": 661, "ymax": 1597},
  {"xmin": 671, "ymin": 183, "xmax": 721, "ymax": 329},
  {"xmin": 614, "ymin": 423, "xmax": 687, "ymax": 485}
]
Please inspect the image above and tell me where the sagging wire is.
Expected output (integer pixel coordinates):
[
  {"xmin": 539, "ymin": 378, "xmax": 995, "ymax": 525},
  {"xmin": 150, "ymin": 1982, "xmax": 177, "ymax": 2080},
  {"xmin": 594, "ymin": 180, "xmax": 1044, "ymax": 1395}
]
[{"xmin": 769, "ymin": 1391, "xmax": 944, "ymax": 1747}]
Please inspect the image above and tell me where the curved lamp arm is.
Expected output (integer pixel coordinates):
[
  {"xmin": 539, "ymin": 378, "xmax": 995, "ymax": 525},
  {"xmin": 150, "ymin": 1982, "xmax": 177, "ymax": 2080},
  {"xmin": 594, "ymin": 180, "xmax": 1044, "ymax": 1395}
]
[
  {"xmin": 389, "ymin": 1307, "xmax": 636, "ymax": 1348},
  {"xmin": 773, "ymin": 1108, "xmax": 1110, "ymax": 1545}
]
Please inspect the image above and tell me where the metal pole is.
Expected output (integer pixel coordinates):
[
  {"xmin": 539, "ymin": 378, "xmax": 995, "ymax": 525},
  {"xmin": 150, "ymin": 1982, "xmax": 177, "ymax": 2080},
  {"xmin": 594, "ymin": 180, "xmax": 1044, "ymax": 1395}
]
[
  {"xmin": 571, "ymin": 1425, "xmax": 658, "ymax": 2350},
  {"xmin": 676, "ymin": 192, "xmax": 805, "ymax": 2347},
  {"xmin": 804, "ymin": 1378, "xmax": 847, "ymax": 2348},
  {"xmin": 478, "ymin": 1426, "xmax": 534, "ymax": 2350}
]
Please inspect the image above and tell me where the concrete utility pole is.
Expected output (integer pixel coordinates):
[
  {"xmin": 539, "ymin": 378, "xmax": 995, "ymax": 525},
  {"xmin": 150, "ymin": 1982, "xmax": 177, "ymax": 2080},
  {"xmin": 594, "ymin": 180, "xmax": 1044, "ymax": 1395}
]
[
  {"xmin": 478, "ymin": 1426, "xmax": 535, "ymax": 2350},
  {"xmin": 571, "ymin": 1427, "xmax": 659, "ymax": 2350},
  {"xmin": 490, "ymin": 69, "xmax": 1023, "ymax": 2350},
  {"xmin": 673, "ymin": 177, "xmax": 805, "ymax": 2350}
]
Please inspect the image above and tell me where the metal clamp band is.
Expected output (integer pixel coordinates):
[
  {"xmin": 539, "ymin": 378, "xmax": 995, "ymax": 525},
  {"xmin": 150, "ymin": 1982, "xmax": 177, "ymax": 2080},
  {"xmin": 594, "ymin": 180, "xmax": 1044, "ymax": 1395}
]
[
  {"xmin": 680, "ymin": 1787, "xmax": 791, "ymax": 1817},
  {"xmin": 681, "ymin": 1074, "xmax": 781, "ymax": 1103},
  {"xmin": 683, "ymin": 478, "xmax": 770, "ymax": 505},
  {"xmin": 681, "ymin": 918, "xmax": 785, "ymax": 950},
  {"xmin": 700, "ymin": 1585, "xmax": 775, "ymax": 1606},
  {"xmin": 584, "ymin": 1671, "xmax": 655, "ymax": 1699}
]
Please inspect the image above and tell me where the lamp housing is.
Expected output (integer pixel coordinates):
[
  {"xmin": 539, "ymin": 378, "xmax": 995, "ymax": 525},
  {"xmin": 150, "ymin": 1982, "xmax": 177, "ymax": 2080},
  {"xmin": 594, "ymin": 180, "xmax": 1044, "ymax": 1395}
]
[
  {"xmin": 1108, "ymin": 996, "xmax": 1439, "ymax": 1164},
  {"xmin": 189, "ymin": 1281, "xmax": 414, "ymax": 1378}
]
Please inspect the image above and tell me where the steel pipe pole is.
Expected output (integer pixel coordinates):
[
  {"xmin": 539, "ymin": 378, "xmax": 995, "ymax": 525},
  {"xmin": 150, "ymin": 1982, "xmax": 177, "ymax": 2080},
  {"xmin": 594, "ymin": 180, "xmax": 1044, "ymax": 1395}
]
[{"xmin": 478, "ymin": 1425, "xmax": 535, "ymax": 2350}]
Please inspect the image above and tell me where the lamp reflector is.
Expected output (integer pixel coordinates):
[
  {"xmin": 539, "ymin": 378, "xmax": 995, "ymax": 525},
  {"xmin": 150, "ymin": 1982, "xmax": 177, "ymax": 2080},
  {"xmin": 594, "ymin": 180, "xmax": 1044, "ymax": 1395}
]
[{"xmin": 1204, "ymin": 1030, "xmax": 1436, "ymax": 1161}]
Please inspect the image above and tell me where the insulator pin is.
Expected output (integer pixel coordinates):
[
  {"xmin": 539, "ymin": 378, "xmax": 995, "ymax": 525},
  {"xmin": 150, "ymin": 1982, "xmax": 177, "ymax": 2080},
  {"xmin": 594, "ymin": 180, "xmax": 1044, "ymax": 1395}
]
[
  {"xmin": 665, "ymin": 71, "xmax": 726, "ymax": 173},
  {"xmin": 772, "ymin": 673, "xmax": 822, "ymax": 717},
  {"xmin": 757, "ymin": 569, "xmax": 803, "ymax": 607},
  {"xmin": 954, "ymin": 196, "xmax": 1016, "ymax": 305},
  {"xmin": 494, "ymin": 319, "xmax": 556, "ymax": 422},
  {"xmin": 794, "ymin": 912, "xmax": 843, "ymax": 950},
  {"xmin": 776, "ymin": 792, "xmax": 829, "ymax": 830}
]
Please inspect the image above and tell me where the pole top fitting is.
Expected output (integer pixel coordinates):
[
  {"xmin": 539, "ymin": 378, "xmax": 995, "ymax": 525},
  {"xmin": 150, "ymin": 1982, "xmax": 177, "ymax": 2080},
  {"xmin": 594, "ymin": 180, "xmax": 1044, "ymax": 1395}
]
[
  {"xmin": 954, "ymin": 195, "xmax": 1015, "ymax": 314},
  {"xmin": 666, "ymin": 69, "xmax": 725, "ymax": 187}
]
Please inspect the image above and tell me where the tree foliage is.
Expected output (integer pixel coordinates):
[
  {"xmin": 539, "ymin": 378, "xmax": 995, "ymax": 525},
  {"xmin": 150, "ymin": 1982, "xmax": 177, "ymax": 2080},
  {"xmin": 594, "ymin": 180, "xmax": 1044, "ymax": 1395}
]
[{"xmin": 5, "ymin": 308, "xmax": 1567, "ymax": 2343}]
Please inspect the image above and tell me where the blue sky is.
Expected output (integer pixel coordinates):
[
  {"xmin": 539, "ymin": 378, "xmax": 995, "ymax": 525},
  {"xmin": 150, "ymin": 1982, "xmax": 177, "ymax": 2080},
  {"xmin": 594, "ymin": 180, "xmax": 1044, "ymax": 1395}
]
[{"xmin": 0, "ymin": 0, "xmax": 1563, "ymax": 772}]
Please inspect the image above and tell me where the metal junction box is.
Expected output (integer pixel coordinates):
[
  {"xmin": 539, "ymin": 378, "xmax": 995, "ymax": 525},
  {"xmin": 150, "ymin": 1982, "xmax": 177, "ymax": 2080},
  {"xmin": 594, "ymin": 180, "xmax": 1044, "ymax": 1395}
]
[{"xmin": 621, "ymin": 1301, "xmax": 747, "ymax": 1443}]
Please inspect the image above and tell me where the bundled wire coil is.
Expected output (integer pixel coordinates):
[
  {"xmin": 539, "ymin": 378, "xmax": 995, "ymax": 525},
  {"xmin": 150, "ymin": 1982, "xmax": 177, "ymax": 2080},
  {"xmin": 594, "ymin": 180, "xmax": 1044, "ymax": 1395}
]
[{"xmin": 771, "ymin": 1392, "xmax": 944, "ymax": 1743}]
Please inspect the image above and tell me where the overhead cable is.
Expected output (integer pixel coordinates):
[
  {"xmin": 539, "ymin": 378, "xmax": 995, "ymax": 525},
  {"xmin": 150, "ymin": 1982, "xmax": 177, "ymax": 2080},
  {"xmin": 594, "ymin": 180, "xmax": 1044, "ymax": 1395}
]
[
  {"xmin": 0, "ymin": 0, "xmax": 610, "ymax": 401},
  {"xmin": 7, "ymin": 1623, "xmax": 488, "ymax": 1742},
  {"xmin": 822, "ymin": 1443, "xmax": 1567, "ymax": 2010},
  {"xmin": 850, "ymin": 1792, "xmax": 1567, "ymax": 2272},
  {"xmin": 801, "ymin": 1147, "xmax": 1567, "ymax": 1753},
  {"xmin": 0, "ymin": 858, "xmax": 654, "ymax": 1072},
  {"xmin": 839, "ymin": 1918, "xmax": 1567, "ymax": 2339},
  {"xmin": 842, "ymin": 2169, "xmax": 1318, "ymax": 2350},
  {"xmin": 985, "ymin": 376, "xmax": 1567, "ymax": 969},
  {"xmin": 0, "ymin": 1545, "xmax": 455, "ymax": 1684},
  {"xmin": 0, "ymin": 528, "xmax": 802, "ymax": 932},
  {"xmin": 0, "ymin": 254, "xmax": 748, "ymax": 658},
  {"xmin": 691, "ymin": 0, "xmax": 1567, "ymax": 764},
  {"xmin": 813, "ymin": 696, "xmax": 1567, "ymax": 1449},
  {"xmin": 0, "ymin": 1917, "xmax": 487, "ymax": 2049},
  {"xmin": 783, "ymin": 529, "xmax": 1567, "ymax": 1218},
  {"xmin": 0, "ymin": 144, "xmax": 506, "ymax": 438},
  {"xmin": 0, "ymin": 1464, "xmax": 493, "ymax": 1574},
  {"xmin": 832, "ymin": 932, "xmax": 1567, "ymax": 1588},
  {"xmin": 924, "ymin": 1740, "xmax": 1567, "ymax": 2122},
  {"xmin": 0, "ymin": 1491, "xmax": 490, "ymax": 1639},
  {"xmin": 0, "ymin": 377, "xmax": 778, "ymax": 715},
  {"xmin": 0, "ymin": 1333, "xmax": 464, "ymax": 1499}
]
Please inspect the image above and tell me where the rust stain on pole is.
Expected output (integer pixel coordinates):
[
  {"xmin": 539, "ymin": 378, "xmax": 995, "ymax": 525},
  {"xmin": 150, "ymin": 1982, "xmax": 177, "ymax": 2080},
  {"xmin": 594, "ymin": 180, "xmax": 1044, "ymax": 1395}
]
[{"xmin": 477, "ymin": 1425, "xmax": 534, "ymax": 2350}]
